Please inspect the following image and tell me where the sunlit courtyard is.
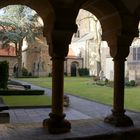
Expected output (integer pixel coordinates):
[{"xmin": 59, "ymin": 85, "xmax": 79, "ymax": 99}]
[{"xmin": 17, "ymin": 77, "xmax": 140, "ymax": 112}]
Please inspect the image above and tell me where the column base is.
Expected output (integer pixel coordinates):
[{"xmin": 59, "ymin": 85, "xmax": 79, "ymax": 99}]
[
  {"xmin": 43, "ymin": 113, "xmax": 71, "ymax": 134},
  {"xmin": 104, "ymin": 109, "xmax": 134, "ymax": 127}
]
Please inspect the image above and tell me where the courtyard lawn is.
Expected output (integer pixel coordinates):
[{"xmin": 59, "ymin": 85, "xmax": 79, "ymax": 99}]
[
  {"xmin": 1, "ymin": 95, "xmax": 51, "ymax": 107},
  {"xmin": 18, "ymin": 77, "xmax": 140, "ymax": 112},
  {"xmin": 17, "ymin": 77, "xmax": 113, "ymax": 105}
]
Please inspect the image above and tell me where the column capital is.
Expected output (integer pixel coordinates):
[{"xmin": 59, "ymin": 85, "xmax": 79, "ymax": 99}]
[
  {"xmin": 49, "ymin": 24, "xmax": 77, "ymax": 58},
  {"xmin": 110, "ymin": 34, "xmax": 134, "ymax": 59}
]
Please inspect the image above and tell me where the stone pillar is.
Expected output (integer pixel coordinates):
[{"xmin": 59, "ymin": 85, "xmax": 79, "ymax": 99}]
[
  {"xmin": 104, "ymin": 57, "xmax": 134, "ymax": 126},
  {"xmin": 43, "ymin": 56, "xmax": 71, "ymax": 133},
  {"xmin": 52, "ymin": 57, "xmax": 64, "ymax": 116},
  {"xmin": 42, "ymin": 23, "xmax": 77, "ymax": 133},
  {"xmin": 41, "ymin": 1, "xmax": 79, "ymax": 132}
]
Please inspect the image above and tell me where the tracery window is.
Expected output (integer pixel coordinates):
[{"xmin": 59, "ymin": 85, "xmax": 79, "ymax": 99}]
[{"xmin": 132, "ymin": 47, "xmax": 140, "ymax": 61}]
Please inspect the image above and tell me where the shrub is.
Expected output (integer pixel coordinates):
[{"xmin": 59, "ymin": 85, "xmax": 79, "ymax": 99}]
[
  {"xmin": 48, "ymin": 73, "xmax": 52, "ymax": 77},
  {"xmin": 78, "ymin": 68, "xmax": 89, "ymax": 76},
  {"xmin": 0, "ymin": 61, "xmax": 9, "ymax": 89},
  {"xmin": 105, "ymin": 78, "xmax": 109, "ymax": 84},
  {"xmin": 0, "ymin": 89, "xmax": 44, "ymax": 95},
  {"xmin": 22, "ymin": 67, "xmax": 28, "ymax": 76},
  {"xmin": 125, "ymin": 80, "xmax": 136, "ymax": 87},
  {"xmin": 129, "ymin": 80, "xmax": 136, "ymax": 86},
  {"xmin": 28, "ymin": 72, "xmax": 32, "ymax": 77},
  {"xmin": 125, "ymin": 80, "xmax": 130, "ymax": 87}
]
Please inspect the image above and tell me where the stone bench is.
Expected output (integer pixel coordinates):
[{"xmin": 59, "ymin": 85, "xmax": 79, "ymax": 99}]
[{"xmin": 0, "ymin": 98, "xmax": 10, "ymax": 123}]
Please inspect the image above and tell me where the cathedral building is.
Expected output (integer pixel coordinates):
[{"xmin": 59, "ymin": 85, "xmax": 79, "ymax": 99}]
[
  {"xmin": 127, "ymin": 24, "xmax": 140, "ymax": 83},
  {"xmin": 22, "ymin": 35, "xmax": 52, "ymax": 77},
  {"xmin": 70, "ymin": 9, "xmax": 106, "ymax": 77},
  {"xmin": 64, "ymin": 47, "xmax": 83, "ymax": 76}
]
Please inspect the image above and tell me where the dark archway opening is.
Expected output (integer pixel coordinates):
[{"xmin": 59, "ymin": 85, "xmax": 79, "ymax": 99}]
[{"xmin": 71, "ymin": 63, "xmax": 77, "ymax": 76}]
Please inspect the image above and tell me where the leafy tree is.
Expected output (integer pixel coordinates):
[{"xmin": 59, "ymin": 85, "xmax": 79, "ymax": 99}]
[{"xmin": 0, "ymin": 5, "xmax": 43, "ymax": 77}]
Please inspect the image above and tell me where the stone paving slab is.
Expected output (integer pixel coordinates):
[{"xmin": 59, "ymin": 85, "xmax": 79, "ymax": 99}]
[{"xmin": 6, "ymin": 108, "xmax": 91, "ymax": 124}]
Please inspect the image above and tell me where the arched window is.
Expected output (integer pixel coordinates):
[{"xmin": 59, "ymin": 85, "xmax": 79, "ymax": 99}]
[
  {"xmin": 133, "ymin": 48, "xmax": 139, "ymax": 60},
  {"xmin": 131, "ymin": 38, "xmax": 140, "ymax": 61}
]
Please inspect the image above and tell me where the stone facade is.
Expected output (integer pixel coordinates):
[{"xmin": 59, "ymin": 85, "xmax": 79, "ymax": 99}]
[
  {"xmin": 0, "ymin": 36, "xmax": 52, "ymax": 77},
  {"xmin": 71, "ymin": 9, "xmax": 139, "ymax": 81},
  {"xmin": 22, "ymin": 35, "xmax": 52, "ymax": 76},
  {"xmin": 100, "ymin": 42, "xmax": 114, "ymax": 80},
  {"xmin": 0, "ymin": 42, "xmax": 17, "ymax": 76},
  {"xmin": 127, "ymin": 34, "xmax": 140, "ymax": 83},
  {"xmin": 70, "ymin": 9, "xmax": 102, "ymax": 76},
  {"xmin": 64, "ymin": 47, "xmax": 83, "ymax": 76}
]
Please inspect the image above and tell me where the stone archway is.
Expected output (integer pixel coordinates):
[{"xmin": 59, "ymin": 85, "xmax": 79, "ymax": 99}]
[
  {"xmin": 71, "ymin": 63, "xmax": 76, "ymax": 76},
  {"xmin": 81, "ymin": 0, "xmax": 139, "ymax": 127},
  {"xmin": 71, "ymin": 61, "xmax": 79, "ymax": 76},
  {"xmin": 0, "ymin": 0, "xmax": 139, "ymax": 135},
  {"xmin": 13, "ymin": 63, "xmax": 18, "ymax": 77}
]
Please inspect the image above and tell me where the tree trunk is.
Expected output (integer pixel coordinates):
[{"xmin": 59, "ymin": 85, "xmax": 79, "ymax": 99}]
[{"xmin": 17, "ymin": 40, "xmax": 23, "ymax": 77}]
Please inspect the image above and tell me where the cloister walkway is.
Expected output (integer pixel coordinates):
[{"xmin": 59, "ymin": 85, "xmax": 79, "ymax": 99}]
[{"xmin": 1, "ymin": 79, "xmax": 140, "ymax": 140}]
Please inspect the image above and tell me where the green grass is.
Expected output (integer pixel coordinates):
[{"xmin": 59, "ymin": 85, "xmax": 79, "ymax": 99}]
[
  {"xmin": 124, "ymin": 88, "xmax": 140, "ymax": 111},
  {"xmin": 64, "ymin": 77, "xmax": 113, "ymax": 105},
  {"xmin": 17, "ymin": 77, "xmax": 52, "ymax": 88},
  {"xmin": 1, "ymin": 95, "xmax": 51, "ymax": 107},
  {"xmin": 18, "ymin": 77, "xmax": 140, "ymax": 112},
  {"xmin": 18, "ymin": 77, "xmax": 113, "ymax": 105}
]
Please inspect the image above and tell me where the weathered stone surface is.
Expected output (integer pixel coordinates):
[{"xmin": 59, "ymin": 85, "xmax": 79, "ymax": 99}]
[{"xmin": 0, "ymin": 119, "xmax": 140, "ymax": 140}]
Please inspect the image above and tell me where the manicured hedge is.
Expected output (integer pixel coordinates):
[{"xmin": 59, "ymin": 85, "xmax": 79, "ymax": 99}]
[
  {"xmin": 0, "ymin": 89, "xmax": 44, "ymax": 95},
  {"xmin": 78, "ymin": 68, "xmax": 89, "ymax": 76},
  {"xmin": 0, "ymin": 61, "xmax": 9, "ymax": 89}
]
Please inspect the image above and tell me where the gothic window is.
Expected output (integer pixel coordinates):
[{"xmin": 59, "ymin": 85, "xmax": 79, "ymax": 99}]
[
  {"xmin": 33, "ymin": 62, "xmax": 35, "ymax": 67},
  {"xmin": 133, "ymin": 47, "xmax": 140, "ymax": 61},
  {"xmin": 137, "ymin": 47, "xmax": 140, "ymax": 60},
  {"xmin": 42, "ymin": 61, "xmax": 44, "ymax": 70},
  {"xmin": 37, "ymin": 62, "xmax": 40, "ymax": 70},
  {"xmin": 33, "ymin": 62, "xmax": 36, "ymax": 72},
  {"xmin": 133, "ymin": 48, "xmax": 136, "ymax": 60}
]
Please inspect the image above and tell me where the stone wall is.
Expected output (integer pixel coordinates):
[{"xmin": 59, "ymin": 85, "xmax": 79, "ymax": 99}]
[
  {"xmin": 64, "ymin": 57, "xmax": 83, "ymax": 76},
  {"xmin": 22, "ymin": 35, "xmax": 52, "ymax": 76}
]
